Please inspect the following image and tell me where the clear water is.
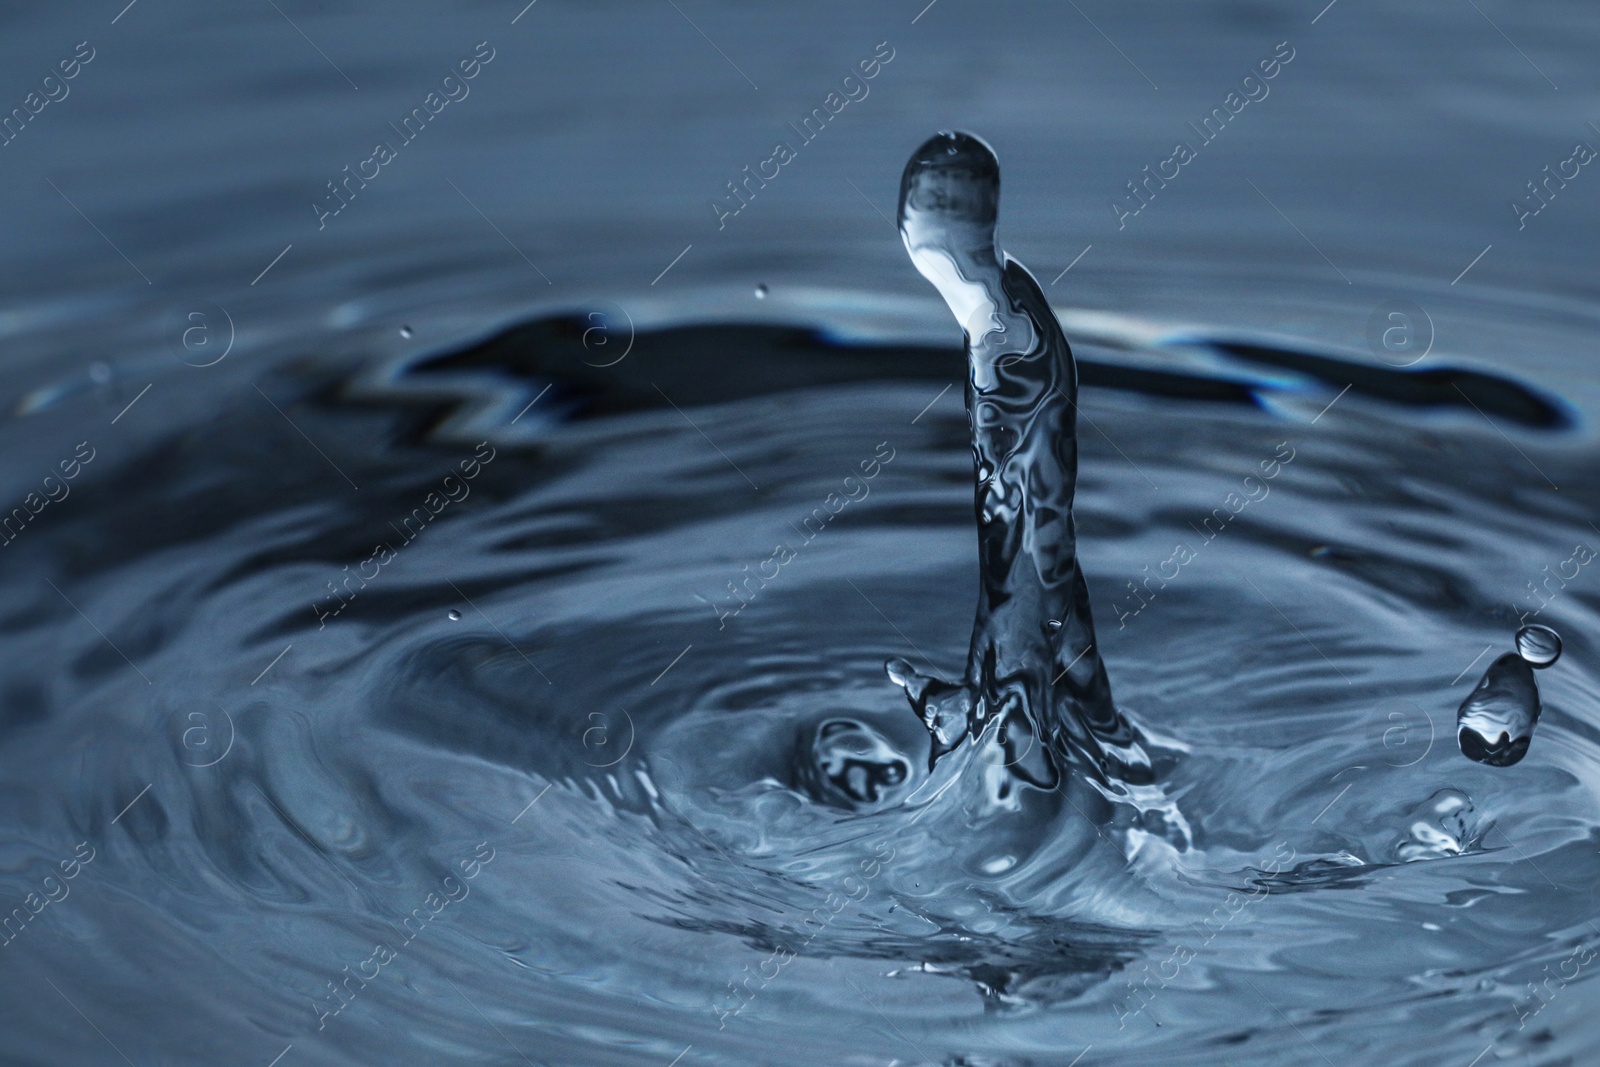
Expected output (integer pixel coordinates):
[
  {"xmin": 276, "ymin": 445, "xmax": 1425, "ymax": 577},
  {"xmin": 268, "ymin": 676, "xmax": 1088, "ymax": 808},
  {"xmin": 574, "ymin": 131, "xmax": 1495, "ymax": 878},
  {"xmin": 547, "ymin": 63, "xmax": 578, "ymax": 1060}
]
[{"xmin": 5, "ymin": 3, "xmax": 1600, "ymax": 1065}]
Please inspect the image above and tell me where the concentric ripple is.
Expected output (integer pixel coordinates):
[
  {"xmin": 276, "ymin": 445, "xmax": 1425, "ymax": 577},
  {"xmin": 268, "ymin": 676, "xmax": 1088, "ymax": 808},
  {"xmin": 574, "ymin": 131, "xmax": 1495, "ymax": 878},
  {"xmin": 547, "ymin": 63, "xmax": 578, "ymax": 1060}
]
[{"xmin": 2, "ymin": 298, "xmax": 1599, "ymax": 1067}]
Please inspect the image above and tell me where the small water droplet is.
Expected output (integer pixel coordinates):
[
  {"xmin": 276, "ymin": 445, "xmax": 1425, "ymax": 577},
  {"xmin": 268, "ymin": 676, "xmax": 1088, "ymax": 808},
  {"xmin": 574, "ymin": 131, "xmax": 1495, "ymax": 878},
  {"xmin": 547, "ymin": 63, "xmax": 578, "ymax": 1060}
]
[
  {"xmin": 1515, "ymin": 623, "xmax": 1561, "ymax": 668},
  {"xmin": 400, "ymin": 325, "xmax": 414, "ymax": 338},
  {"xmin": 1044, "ymin": 619, "xmax": 1062, "ymax": 633},
  {"xmin": 447, "ymin": 609, "xmax": 462, "ymax": 621},
  {"xmin": 88, "ymin": 362, "xmax": 112, "ymax": 384},
  {"xmin": 754, "ymin": 284, "xmax": 768, "ymax": 299}
]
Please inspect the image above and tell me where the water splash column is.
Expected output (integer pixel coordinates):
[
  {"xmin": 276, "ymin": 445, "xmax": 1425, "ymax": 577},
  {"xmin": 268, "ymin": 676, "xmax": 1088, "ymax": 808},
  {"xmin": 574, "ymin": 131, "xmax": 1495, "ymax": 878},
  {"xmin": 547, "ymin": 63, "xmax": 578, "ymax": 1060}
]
[
  {"xmin": 1457, "ymin": 623, "xmax": 1562, "ymax": 766},
  {"xmin": 887, "ymin": 132, "xmax": 1147, "ymax": 791}
]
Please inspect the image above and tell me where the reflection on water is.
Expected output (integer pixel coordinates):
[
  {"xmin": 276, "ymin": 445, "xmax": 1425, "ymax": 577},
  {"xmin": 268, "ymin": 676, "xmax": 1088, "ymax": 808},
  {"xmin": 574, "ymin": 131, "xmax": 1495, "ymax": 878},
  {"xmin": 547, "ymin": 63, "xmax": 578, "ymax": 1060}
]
[
  {"xmin": 5, "ymin": 2, "xmax": 1600, "ymax": 1065},
  {"xmin": 4, "ymin": 290, "xmax": 1600, "ymax": 1065}
]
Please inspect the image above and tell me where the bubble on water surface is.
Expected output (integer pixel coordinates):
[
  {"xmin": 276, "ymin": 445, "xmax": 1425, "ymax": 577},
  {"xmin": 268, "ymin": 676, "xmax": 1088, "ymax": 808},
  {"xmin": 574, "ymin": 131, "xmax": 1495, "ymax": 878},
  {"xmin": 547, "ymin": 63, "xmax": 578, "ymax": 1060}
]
[
  {"xmin": 1396, "ymin": 788, "xmax": 1480, "ymax": 861},
  {"xmin": 801, "ymin": 718, "xmax": 912, "ymax": 807}
]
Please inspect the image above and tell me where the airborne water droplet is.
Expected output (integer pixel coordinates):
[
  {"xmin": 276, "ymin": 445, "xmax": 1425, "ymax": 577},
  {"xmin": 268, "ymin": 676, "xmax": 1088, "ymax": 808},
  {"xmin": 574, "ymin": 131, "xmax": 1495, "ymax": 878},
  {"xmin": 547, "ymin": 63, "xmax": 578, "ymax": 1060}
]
[
  {"xmin": 754, "ymin": 284, "xmax": 768, "ymax": 299},
  {"xmin": 1457, "ymin": 652, "xmax": 1539, "ymax": 766},
  {"xmin": 447, "ymin": 609, "xmax": 462, "ymax": 621},
  {"xmin": 1515, "ymin": 623, "xmax": 1561, "ymax": 667},
  {"xmin": 400, "ymin": 325, "xmax": 414, "ymax": 338}
]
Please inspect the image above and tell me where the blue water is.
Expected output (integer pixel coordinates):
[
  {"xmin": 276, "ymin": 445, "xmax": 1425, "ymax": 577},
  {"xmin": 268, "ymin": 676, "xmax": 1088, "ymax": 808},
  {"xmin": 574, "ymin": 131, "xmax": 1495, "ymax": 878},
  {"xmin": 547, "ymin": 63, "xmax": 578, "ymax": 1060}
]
[{"xmin": 3, "ymin": 2, "xmax": 1600, "ymax": 1065}]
